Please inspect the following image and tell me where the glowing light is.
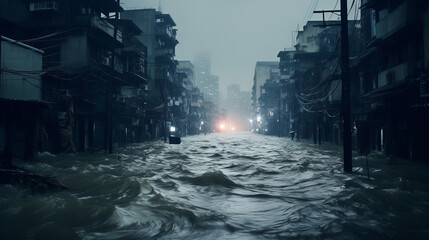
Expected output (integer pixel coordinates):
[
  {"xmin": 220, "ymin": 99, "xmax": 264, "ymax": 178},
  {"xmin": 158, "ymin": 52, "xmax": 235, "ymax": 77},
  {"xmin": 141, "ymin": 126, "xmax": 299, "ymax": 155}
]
[
  {"xmin": 231, "ymin": 127, "xmax": 235, "ymax": 131},
  {"xmin": 201, "ymin": 121, "xmax": 204, "ymax": 125},
  {"xmin": 257, "ymin": 115, "xmax": 262, "ymax": 122},
  {"xmin": 170, "ymin": 126, "xmax": 176, "ymax": 132},
  {"xmin": 249, "ymin": 119, "xmax": 253, "ymax": 123},
  {"xmin": 220, "ymin": 124, "xmax": 225, "ymax": 129}
]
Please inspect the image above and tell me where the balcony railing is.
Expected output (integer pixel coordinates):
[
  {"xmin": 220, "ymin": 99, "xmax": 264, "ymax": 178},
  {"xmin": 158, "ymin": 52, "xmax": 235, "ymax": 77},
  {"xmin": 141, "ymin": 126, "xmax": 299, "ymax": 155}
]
[
  {"xmin": 29, "ymin": 1, "xmax": 59, "ymax": 12},
  {"xmin": 156, "ymin": 27, "xmax": 176, "ymax": 38},
  {"xmin": 91, "ymin": 16, "xmax": 122, "ymax": 43}
]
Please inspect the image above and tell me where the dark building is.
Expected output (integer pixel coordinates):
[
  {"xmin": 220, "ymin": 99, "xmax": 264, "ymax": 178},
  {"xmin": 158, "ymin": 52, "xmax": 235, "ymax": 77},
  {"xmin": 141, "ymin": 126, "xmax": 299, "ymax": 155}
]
[
  {"xmin": 194, "ymin": 54, "xmax": 220, "ymax": 108},
  {"xmin": 259, "ymin": 73, "xmax": 281, "ymax": 135},
  {"xmin": 0, "ymin": 36, "xmax": 45, "ymax": 165},
  {"xmin": 122, "ymin": 9, "xmax": 179, "ymax": 141},
  {"xmin": 356, "ymin": 0, "xmax": 429, "ymax": 160},
  {"xmin": 251, "ymin": 61, "xmax": 279, "ymax": 133},
  {"xmin": 272, "ymin": 20, "xmax": 361, "ymax": 142},
  {"xmin": 270, "ymin": 0, "xmax": 429, "ymax": 162},
  {"xmin": 0, "ymin": 0, "xmax": 149, "ymax": 154}
]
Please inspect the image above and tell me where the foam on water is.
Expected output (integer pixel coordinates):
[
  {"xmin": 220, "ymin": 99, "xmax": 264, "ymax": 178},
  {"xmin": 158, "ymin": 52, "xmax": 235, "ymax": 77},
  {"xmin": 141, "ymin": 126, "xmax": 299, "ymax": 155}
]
[{"xmin": 1, "ymin": 132, "xmax": 429, "ymax": 239}]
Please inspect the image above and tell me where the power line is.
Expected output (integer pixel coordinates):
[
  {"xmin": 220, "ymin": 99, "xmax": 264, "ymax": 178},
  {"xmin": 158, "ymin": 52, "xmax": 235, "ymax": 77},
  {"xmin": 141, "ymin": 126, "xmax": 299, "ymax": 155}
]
[
  {"xmin": 329, "ymin": 0, "xmax": 340, "ymax": 20},
  {"xmin": 19, "ymin": 26, "xmax": 76, "ymax": 43}
]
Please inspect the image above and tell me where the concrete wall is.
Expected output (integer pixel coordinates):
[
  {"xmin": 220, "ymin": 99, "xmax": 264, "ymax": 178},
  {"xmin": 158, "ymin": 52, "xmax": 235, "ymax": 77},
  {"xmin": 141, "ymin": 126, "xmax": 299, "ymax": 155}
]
[
  {"xmin": 0, "ymin": 37, "xmax": 43, "ymax": 101},
  {"xmin": 296, "ymin": 22, "xmax": 326, "ymax": 53},
  {"xmin": 122, "ymin": 9, "xmax": 157, "ymax": 90},
  {"xmin": 60, "ymin": 35, "xmax": 88, "ymax": 70}
]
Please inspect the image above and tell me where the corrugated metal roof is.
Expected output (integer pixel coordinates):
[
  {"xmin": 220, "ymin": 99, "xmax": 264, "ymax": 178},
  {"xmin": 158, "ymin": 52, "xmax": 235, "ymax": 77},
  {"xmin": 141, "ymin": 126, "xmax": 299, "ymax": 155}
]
[{"xmin": 1, "ymin": 36, "xmax": 44, "ymax": 54}]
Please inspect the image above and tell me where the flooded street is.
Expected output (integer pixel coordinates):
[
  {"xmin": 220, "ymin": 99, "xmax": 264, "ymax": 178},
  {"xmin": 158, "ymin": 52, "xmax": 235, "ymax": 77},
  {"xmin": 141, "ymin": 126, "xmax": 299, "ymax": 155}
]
[{"xmin": 1, "ymin": 132, "xmax": 429, "ymax": 240}]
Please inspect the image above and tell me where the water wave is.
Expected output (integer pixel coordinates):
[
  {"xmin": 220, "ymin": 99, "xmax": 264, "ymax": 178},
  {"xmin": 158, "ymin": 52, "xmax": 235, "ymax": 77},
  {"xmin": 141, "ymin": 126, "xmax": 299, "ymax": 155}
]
[
  {"xmin": 2, "ymin": 132, "xmax": 429, "ymax": 239},
  {"xmin": 180, "ymin": 170, "xmax": 240, "ymax": 188}
]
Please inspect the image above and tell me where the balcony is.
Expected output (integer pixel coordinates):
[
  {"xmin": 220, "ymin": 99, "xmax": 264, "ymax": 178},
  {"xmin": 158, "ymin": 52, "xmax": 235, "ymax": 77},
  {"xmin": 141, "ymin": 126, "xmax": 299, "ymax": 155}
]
[
  {"xmin": 133, "ymin": 64, "xmax": 145, "ymax": 74},
  {"xmin": 155, "ymin": 69, "xmax": 171, "ymax": 80},
  {"xmin": 156, "ymin": 27, "xmax": 176, "ymax": 39},
  {"xmin": 91, "ymin": 16, "xmax": 123, "ymax": 43},
  {"xmin": 100, "ymin": 56, "xmax": 123, "ymax": 73},
  {"xmin": 29, "ymin": 1, "xmax": 59, "ymax": 12},
  {"xmin": 376, "ymin": 2, "xmax": 408, "ymax": 40},
  {"xmin": 378, "ymin": 62, "xmax": 409, "ymax": 87},
  {"xmin": 156, "ymin": 54, "xmax": 177, "ymax": 68},
  {"xmin": 155, "ymin": 27, "xmax": 178, "ymax": 48}
]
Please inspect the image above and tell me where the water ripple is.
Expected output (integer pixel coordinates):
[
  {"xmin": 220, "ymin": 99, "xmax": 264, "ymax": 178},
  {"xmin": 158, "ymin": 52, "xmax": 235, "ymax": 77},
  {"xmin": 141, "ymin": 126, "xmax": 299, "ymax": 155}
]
[{"xmin": 2, "ymin": 132, "xmax": 429, "ymax": 239}]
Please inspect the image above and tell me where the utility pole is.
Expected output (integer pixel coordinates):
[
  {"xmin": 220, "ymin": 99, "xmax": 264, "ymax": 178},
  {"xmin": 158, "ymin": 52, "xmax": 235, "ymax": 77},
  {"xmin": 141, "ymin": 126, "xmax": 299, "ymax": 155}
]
[
  {"xmin": 106, "ymin": 0, "xmax": 120, "ymax": 154},
  {"xmin": 313, "ymin": 0, "xmax": 352, "ymax": 172},
  {"xmin": 340, "ymin": 0, "xmax": 352, "ymax": 172},
  {"xmin": 163, "ymin": 77, "xmax": 168, "ymax": 143}
]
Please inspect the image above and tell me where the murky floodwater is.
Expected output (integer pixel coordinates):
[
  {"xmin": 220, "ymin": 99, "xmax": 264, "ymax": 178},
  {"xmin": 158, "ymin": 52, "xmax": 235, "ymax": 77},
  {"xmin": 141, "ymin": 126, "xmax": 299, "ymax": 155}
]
[{"xmin": 1, "ymin": 132, "xmax": 429, "ymax": 240}]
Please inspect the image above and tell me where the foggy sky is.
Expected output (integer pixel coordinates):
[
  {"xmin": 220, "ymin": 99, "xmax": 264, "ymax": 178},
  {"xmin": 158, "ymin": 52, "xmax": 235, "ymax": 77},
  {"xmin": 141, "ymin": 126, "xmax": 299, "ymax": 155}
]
[{"xmin": 121, "ymin": 0, "xmax": 355, "ymax": 99}]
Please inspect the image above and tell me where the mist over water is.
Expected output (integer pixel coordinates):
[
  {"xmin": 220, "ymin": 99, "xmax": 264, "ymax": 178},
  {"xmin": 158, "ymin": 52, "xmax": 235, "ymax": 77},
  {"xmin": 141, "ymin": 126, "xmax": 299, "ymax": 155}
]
[{"xmin": 1, "ymin": 132, "xmax": 429, "ymax": 239}]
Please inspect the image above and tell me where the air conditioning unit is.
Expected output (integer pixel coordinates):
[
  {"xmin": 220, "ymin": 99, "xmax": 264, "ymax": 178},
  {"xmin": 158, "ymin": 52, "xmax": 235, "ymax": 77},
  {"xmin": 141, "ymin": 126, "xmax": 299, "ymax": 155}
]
[
  {"xmin": 386, "ymin": 71, "xmax": 396, "ymax": 83},
  {"xmin": 102, "ymin": 57, "xmax": 110, "ymax": 66},
  {"xmin": 29, "ymin": 1, "xmax": 59, "ymax": 12},
  {"xmin": 158, "ymin": 40, "xmax": 166, "ymax": 46}
]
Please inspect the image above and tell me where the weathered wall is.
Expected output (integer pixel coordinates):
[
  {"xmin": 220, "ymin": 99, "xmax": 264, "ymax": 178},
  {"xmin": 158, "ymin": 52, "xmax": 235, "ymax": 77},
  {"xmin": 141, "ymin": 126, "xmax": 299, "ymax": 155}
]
[
  {"xmin": 122, "ymin": 9, "xmax": 157, "ymax": 90},
  {"xmin": 0, "ymin": 37, "xmax": 43, "ymax": 101},
  {"xmin": 60, "ymin": 35, "xmax": 88, "ymax": 70}
]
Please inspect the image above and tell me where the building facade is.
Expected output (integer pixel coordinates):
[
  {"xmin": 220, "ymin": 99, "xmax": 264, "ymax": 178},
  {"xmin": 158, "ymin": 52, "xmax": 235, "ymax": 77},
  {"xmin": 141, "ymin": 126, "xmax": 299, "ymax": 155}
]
[
  {"xmin": 251, "ymin": 61, "xmax": 279, "ymax": 133},
  {"xmin": 122, "ymin": 9, "xmax": 178, "ymax": 141}
]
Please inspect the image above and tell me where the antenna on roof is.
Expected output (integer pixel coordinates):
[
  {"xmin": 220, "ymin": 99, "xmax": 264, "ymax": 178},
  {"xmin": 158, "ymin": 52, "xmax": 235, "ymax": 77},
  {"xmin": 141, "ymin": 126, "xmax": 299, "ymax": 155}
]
[{"xmin": 158, "ymin": 0, "xmax": 162, "ymax": 12}]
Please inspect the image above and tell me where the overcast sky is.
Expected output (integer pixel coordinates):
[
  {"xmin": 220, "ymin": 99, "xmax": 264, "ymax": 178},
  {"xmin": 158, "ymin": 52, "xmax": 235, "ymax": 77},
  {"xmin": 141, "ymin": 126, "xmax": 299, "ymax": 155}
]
[{"xmin": 121, "ymin": 0, "xmax": 356, "ymax": 99}]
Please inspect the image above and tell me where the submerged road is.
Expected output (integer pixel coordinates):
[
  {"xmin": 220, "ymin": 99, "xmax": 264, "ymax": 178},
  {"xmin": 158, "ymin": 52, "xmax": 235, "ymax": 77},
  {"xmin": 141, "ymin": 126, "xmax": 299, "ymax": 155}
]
[{"xmin": 1, "ymin": 132, "xmax": 429, "ymax": 239}]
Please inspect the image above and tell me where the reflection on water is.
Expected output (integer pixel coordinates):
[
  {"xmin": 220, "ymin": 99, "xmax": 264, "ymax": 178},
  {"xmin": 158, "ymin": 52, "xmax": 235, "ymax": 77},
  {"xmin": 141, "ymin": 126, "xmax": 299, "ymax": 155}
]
[{"xmin": 1, "ymin": 132, "xmax": 429, "ymax": 239}]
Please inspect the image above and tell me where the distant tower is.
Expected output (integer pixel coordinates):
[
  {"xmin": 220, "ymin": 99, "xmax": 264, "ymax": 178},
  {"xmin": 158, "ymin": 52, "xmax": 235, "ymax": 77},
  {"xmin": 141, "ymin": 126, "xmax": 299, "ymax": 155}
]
[
  {"xmin": 194, "ymin": 54, "xmax": 219, "ymax": 106},
  {"xmin": 194, "ymin": 54, "xmax": 211, "ymax": 89}
]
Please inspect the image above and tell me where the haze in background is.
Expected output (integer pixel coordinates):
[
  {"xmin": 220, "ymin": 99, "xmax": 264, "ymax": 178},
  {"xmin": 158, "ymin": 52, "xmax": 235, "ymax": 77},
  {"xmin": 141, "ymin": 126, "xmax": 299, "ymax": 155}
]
[{"xmin": 121, "ymin": 0, "xmax": 350, "ymax": 99}]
